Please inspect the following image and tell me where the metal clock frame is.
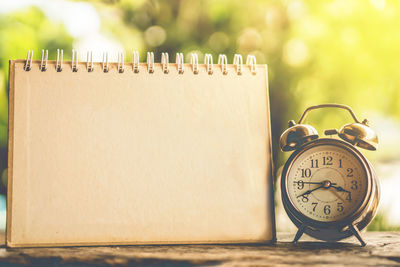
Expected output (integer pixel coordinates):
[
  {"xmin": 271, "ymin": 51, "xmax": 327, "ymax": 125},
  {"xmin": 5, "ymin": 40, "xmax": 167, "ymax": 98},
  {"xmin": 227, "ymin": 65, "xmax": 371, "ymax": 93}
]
[{"xmin": 281, "ymin": 138, "xmax": 380, "ymax": 246}]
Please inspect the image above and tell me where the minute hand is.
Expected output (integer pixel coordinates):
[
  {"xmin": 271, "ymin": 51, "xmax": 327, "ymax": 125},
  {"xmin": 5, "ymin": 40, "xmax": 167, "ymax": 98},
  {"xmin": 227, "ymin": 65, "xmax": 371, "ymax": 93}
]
[
  {"xmin": 297, "ymin": 185, "xmax": 324, "ymax": 198},
  {"xmin": 330, "ymin": 185, "xmax": 352, "ymax": 201},
  {"xmin": 330, "ymin": 185, "xmax": 351, "ymax": 194}
]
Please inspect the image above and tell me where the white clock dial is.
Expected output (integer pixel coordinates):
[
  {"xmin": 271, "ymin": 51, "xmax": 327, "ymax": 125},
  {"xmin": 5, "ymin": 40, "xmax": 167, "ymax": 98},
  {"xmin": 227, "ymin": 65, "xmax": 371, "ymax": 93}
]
[{"xmin": 286, "ymin": 144, "xmax": 368, "ymax": 222}]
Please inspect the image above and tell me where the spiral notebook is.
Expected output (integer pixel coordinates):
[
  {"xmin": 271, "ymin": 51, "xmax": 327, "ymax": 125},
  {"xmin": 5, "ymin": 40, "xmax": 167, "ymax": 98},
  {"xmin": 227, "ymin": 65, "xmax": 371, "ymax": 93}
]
[{"xmin": 7, "ymin": 50, "xmax": 275, "ymax": 247}]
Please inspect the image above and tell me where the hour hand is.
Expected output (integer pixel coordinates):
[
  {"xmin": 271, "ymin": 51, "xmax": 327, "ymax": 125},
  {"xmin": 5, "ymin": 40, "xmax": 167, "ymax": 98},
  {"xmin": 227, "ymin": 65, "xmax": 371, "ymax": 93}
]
[{"xmin": 297, "ymin": 185, "xmax": 324, "ymax": 198}]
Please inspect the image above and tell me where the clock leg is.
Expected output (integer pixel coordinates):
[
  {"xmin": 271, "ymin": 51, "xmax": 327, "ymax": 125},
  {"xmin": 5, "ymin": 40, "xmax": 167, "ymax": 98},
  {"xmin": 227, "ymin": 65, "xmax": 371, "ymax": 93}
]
[
  {"xmin": 292, "ymin": 224, "xmax": 307, "ymax": 244},
  {"xmin": 349, "ymin": 224, "xmax": 366, "ymax": 247}
]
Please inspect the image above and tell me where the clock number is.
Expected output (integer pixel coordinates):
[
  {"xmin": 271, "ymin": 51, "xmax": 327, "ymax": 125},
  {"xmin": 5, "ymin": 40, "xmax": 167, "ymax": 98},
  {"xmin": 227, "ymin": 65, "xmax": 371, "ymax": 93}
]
[
  {"xmin": 323, "ymin": 156, "xmax": 333, "ymax": 166},
  {"xmin": 337, "ymin": 202, "xmax": 344, "ymax": 212},
  {"xmin": 296, "ymin": 180, "xmax": 304, "ymax": 190},
  {"xmin": 345, "ymin": 193, "xmax": 352, "ymax": 202},
  {"xmin": 301, "ymin": 168, "xmax": 311, "ymax": 178},
  {"xmin": 324, "ymin": 205, "xmax": 331, "ymax": 215},
  {"xmin": 351, "ymin": 180, "xmax": 358, "ymax": 190},
  {"xmin": 347, "ymin": 168, "xmax": 353, "ymax": 177},
  {"xmin": 301, "ymin": 195, "xmax": 309, "ymax": 203},
  {"xmin": 339, "ymin": 159, "xmax": 342, "ymax": 168},
  {"xmin": 311, "ymin": 159, "xmax": 319, "ymax": 168},
  {"xmin": 312, "ymin": 202, "xmax": 318, "ymax": 212}
]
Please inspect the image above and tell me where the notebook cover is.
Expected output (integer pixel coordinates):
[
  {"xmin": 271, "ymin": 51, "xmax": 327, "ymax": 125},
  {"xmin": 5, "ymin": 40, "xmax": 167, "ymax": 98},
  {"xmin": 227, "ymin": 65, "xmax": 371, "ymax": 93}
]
[{"xmin": 7, "ymin": 59, "xmax": 275, "ymax": 247}]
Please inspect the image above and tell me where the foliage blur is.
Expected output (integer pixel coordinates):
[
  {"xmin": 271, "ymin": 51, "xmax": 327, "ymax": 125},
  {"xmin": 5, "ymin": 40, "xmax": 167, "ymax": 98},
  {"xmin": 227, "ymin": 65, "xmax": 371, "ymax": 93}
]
[{"xmin": 0, "ymin": 0, "xmax": 399, "ymax": 231}]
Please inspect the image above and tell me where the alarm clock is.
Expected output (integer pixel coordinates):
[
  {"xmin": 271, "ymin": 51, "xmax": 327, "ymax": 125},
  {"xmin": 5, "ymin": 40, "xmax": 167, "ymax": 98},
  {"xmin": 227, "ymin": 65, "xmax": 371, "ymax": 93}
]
[{"xmin": 279, "ymin": 104, "xmax": 379, "ymax": 246}]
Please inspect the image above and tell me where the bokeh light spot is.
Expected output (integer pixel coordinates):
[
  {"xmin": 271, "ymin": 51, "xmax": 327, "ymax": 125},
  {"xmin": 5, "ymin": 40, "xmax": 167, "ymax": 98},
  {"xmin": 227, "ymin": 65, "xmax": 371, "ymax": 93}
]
[
  {"xmin": 208, "ymin": 32, "xmax": 230, "ymax": 52},
  {"xmin": 237, "ymin": 28, "xmax": 262, "ymax": 53},
  {"xmin": 341, "ymin": 27, "xmax": 360, "ymax": 48},
  {"xmin": 144, "ymin": 25, "xmax": 166, "ymax": 47},
  {"xmin": 283, "ymin": 38, "xmax": 309, "ymax": 67},
  {"xmin": 287, "ymin": 0, "xmax": 307, "ymax": 21},
  {"xmin": 265, "ymin": 7, "xmax": 284, "ymax": 29},
  {"xmin": 370, "ymin": 0, "xmax": 386, "ymax": 10}
]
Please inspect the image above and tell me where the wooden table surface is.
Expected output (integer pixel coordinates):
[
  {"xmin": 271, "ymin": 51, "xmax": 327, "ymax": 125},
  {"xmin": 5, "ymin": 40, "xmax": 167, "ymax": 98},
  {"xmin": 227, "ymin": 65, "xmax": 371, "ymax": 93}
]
[{"xmin": 0, "ymin": 232, "xmax": 399, "ymax": 266}]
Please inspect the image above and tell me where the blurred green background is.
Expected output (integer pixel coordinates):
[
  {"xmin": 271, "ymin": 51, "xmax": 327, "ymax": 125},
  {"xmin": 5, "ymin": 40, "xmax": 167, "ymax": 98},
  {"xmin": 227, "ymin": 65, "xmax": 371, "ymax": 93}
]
[{"xmin": 0, "ymin": 0, "xmax": 399, "ymax": 232}]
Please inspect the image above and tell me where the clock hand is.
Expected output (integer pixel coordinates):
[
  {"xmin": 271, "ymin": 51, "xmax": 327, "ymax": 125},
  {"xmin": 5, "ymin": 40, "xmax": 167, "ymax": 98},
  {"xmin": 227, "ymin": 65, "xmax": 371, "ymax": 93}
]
[
  {"xmin": 298, "ymin": 182, "xmax": 337, "ymax": 185},
  {"xmin": 330, "ymin": 185, "xmax": 352, "ymax": 201},
  {"xmin": 331, "ymin": 185, "xmax": 351, "ymax": 194},
  {"xmin": 329, "ymin": 187, "xmax": 346, "ymax": 202},
  {"xmin": 297, "ymin": 184, "xmax": 324, "ymax": 198}
]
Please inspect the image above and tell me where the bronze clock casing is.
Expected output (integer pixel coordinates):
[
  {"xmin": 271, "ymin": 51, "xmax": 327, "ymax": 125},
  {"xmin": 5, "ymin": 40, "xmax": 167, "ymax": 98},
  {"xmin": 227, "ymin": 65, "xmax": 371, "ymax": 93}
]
[{"xmin": 281, "ymin": 138, "xmax": 380, "ymax": 242}]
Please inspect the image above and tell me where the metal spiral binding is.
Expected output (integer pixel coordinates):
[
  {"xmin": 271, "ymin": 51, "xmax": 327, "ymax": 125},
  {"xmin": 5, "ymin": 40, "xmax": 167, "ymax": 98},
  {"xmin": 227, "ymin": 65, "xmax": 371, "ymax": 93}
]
[
  {"xmin": 72, "ymin": 49, "xmax": 79, "ymax": 72},
  {"xmin": 40, "ymin": 49, "xmax": 48, "ymax": 72},
  {"xmin": 133, "ymin": 51, "xmax": 139, "ymax": 73},
  {"xmin": 233, "ymin": 54, "xmax": 243, "ymax": 75},
  {"xmin": 118, "ymin": 52, "xmax": 125, "ymax": 73},
  {"xmin": 56, "ymin": 49, "xmax": 63, "ymax": 72},
  {"xmin": 23, "ymin": 50, "xmax": 256, "ymax": 76},
  {"xmin": 218, "ymin": 54, "xmax": 228, "ymax": 75},
  {"xmin": 147, "ymin": 52, "xmax": 154, "ymax": 73},
  {"xmin": 246, "ymin": 55, "xmax": 257, "ymax": 75},
  {"xmin": 204, "ymin": 54, "xmax": 213, "ymax": 75},
  {"xmin": 87, "ymin": 51, "xmax": 94, "ymax": 72},
  {"xmin": 190, "ymin": 54, "xmax": 199, "ymax": 74},
  {"xmin": 24, "ymin": 50, "xmax": 33, "ymax": 71},
  {"xmin": 161, "ymin": 52, "xmax": 169, "ymax": 74},
  {"xmin": 176, "ymin": 53, "xmax": 184, "ymax": 74},
  {"xmin": 102, "ymin": 52, "xmax": 109, "ymax": 73}
]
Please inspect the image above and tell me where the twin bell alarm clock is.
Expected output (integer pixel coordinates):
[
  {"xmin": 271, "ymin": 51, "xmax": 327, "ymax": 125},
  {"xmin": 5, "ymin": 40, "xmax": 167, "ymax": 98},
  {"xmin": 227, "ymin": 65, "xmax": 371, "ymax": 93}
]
[{"xmin": 279, "ymin": 104, "xmax": 379, "ymax": 246}]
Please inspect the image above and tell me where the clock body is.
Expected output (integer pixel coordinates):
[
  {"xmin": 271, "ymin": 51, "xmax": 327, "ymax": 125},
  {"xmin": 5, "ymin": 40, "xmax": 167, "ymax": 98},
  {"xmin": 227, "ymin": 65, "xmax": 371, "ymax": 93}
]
[{"xmin": 281, "ymin": 138, "xmax": 379, "ymax": 241}]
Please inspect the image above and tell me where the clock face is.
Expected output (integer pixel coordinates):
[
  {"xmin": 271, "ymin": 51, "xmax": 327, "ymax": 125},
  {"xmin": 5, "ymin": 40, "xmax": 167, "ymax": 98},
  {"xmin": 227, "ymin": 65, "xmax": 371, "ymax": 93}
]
[{"xmin": 285, "ymin": 143, "xmax": 369, "ymax": 223}]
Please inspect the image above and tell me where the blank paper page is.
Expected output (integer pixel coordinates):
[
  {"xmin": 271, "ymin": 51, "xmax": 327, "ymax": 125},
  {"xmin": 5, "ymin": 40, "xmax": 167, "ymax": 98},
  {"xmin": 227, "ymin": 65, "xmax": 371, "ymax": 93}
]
[{"xmin": 7, "ymin": 60, "xmax": 275, "ymax": 247}]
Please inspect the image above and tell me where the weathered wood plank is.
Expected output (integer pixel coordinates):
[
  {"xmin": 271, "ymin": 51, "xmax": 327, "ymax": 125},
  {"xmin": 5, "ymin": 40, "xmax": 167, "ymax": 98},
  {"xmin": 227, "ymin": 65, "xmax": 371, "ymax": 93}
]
[{"xmin": 0, "ymin": 232, "xmax": 399, "ymax": 266}]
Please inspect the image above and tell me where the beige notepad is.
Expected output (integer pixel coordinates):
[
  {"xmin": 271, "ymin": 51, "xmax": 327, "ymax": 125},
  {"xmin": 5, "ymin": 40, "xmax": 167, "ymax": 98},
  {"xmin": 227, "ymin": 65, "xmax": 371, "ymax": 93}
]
[{"xmin": 7, "ymin": 52, "xmax": 275, "ymax": 247}]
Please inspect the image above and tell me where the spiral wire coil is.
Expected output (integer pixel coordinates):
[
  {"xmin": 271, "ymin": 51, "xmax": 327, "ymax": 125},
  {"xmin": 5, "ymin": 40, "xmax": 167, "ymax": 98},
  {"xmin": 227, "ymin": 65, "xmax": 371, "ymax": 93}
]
[
  {"xmin": 190, "ymin": 53, "xmax": 199, "ymax": 74},
  {"xmin": 56, "ymin": 49, "xmax": 63, "ymax": 72},
  {"xmin": 72, "ymin": 49, "xmax": 79, "ymax": 72},
  {"xmin": 176, "ymin": 53, "xmax": 184, "ymax": 74},
  {"xmin": 87, "ymin": 51, "xmax": 94, "ymax": 72},
  {"xmin": 133, "ymin": 51, "xmax": 140, "ymax": 73},
  {"xmin": 161, "ymin": 52, "xmax": 169, "ymax": 74},
  {"xmin": 40, "ymin": 49, "xmax": 48, "ymax": 72},
  {"xmin": 24, "ymin": 50, "xmax": 258, "ymax": 75},
  {"xmin": 204, "ymin": 54, "xmax": 213, "ymax": 75},
  {"xmin": 118, "ymin": 52, "xmax": 125, "ymax": 73}
]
